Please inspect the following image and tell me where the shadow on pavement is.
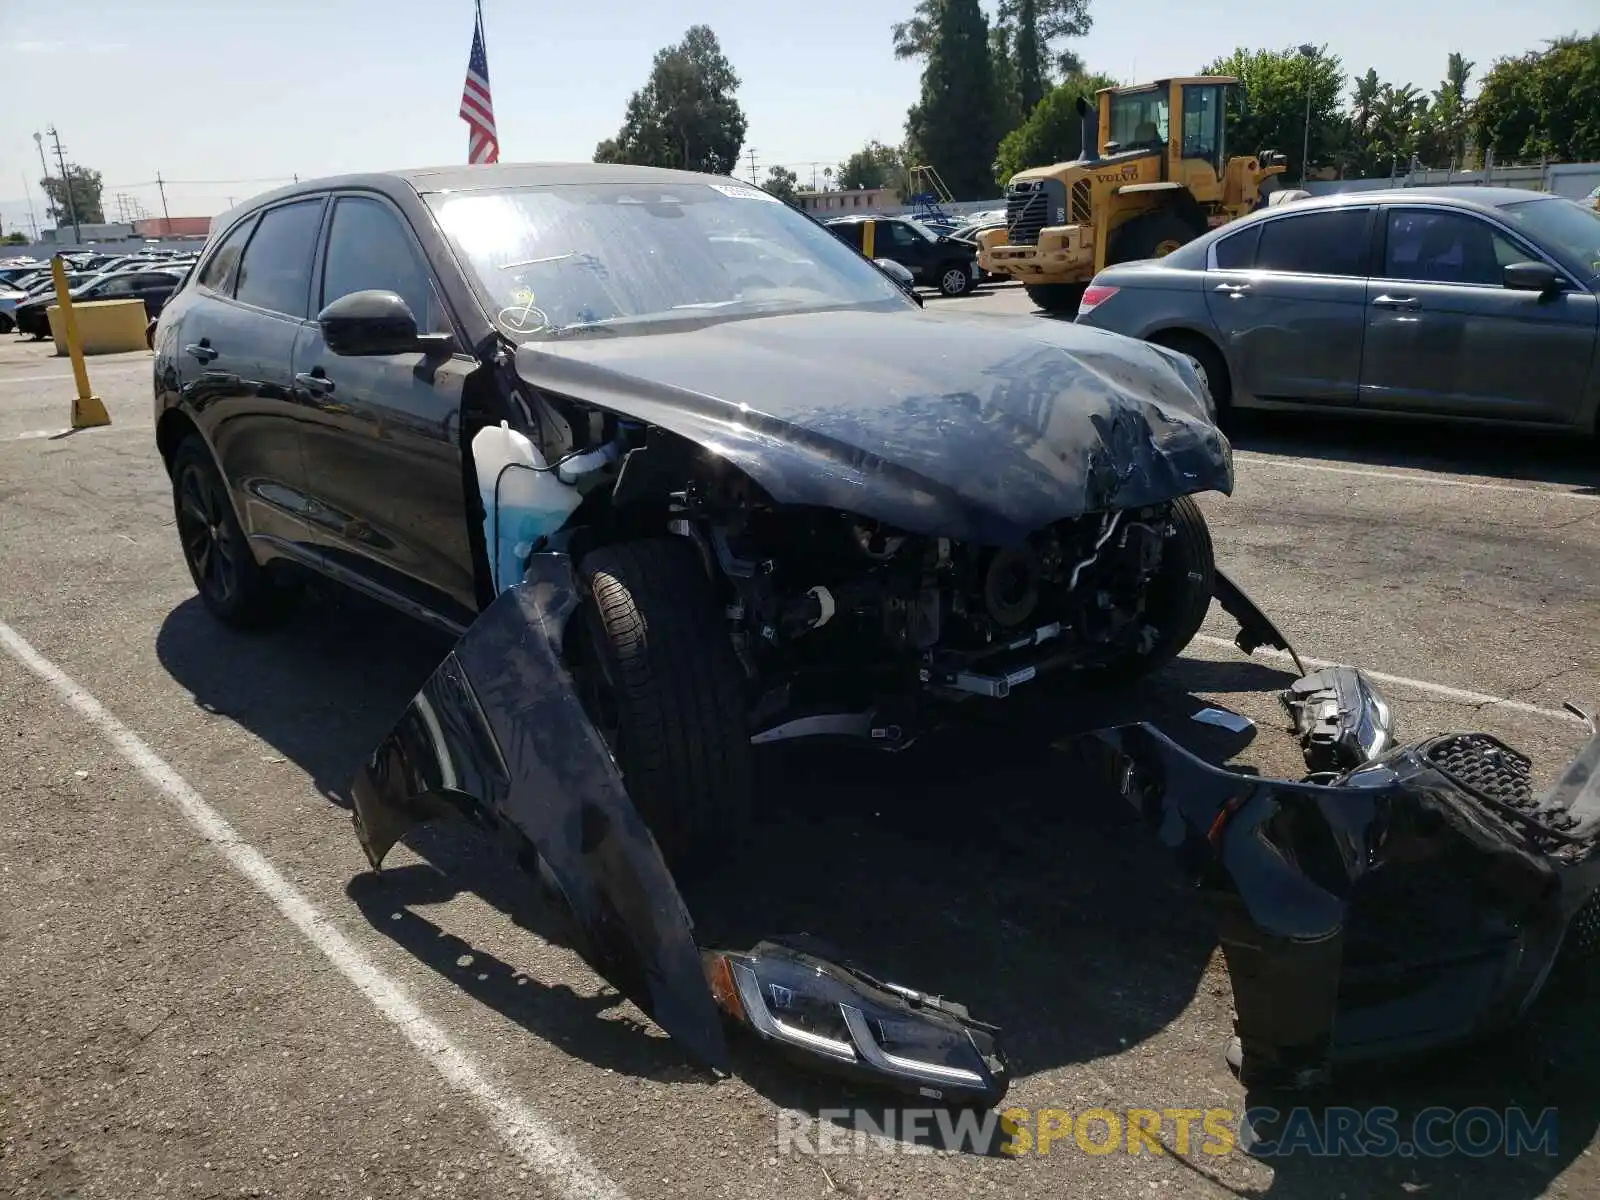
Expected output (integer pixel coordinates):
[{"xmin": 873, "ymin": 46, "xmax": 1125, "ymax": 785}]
[
  {"xmin": 155, "ymin": 585, "xmax": 1599, "ymax": 1193},
  {"xmin": 1227, "ymin": 410, "xmax": 1599, "ymax": 493}
]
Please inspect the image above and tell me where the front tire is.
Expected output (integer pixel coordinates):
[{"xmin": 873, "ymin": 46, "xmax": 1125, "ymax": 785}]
[
  {"xmin": 170, "ymin": 435, "xmax": 296, "ymax": 629},
  {"xmin": 1108, "ymin": 211, "xmax": 1203, "ymax": 265},
  {"xmin": 1024, "ymin": 283, "xmax": 1086, "ymax": 315},
  {"xmin": 1092, "ymin": 495, "xmax": 1215, "ymax": 685},
  {"xmin": 575, "ymin": 538, "xmax": 753, "ymax": 867},
  {"xmin": 938, "ymin": 264, "xmax": 974, "ymax": 297}
]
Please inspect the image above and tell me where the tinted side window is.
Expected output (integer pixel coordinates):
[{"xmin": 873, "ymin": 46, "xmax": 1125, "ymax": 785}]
[
  {"xmin": 196, "ymin": 219, "xmax": 254, "ymax": 293},
  {"xmin": 1255, "ymin": 209, "xmax": 1371, "ymax": 277},
  {"xmin": 1382, "ymin": 209, "xmax": 1523, "ymax": 287},
  {"xmin": 319, "ymin": 197, "xmax": 445, "ymax": 332},
  {"xmin": 884, "ymin": 222, "xmax": 920, "ymax": 250},
  {"xmin": 830, "ymin": 223, "xmax": 862, "ymax": 251},
  {"xmin": 233, "ymin": 200, "xmax": 325, "ymax": 318},
  {"xmin": 1213, "ymin": 224, "xmax": 1261, "ymax": 269},
  {"xmin": 96, "ymin": 276, "xmax": 138, "ymax": 297}
]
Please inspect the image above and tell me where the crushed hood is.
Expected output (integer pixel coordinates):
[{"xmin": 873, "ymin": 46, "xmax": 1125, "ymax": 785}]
[{"xmin": 513, "ymin": 308, "xmax": 1232, "ymax": 546}]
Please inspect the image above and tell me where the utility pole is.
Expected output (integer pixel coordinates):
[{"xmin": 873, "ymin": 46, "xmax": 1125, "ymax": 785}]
[
  {"xmin": 155, "ymin": 171, "xmax": 172, "ymax": 235},
  {"xmin": 32, "ymin": 132, "xmax": 52, "ymax": 237},
  {"xmin": 745, "ymin": 147, "xmax": 758, "ymax": 185},
  {"xmin": 1298, "ymin": 44, "xmax": 1318, "ymax": 188},
  {"xmin": 46, "ymin": 126, "xmax": 81, "ymax": 244},
  {"xmin": 19, "ymin": 171, "xmax": 39, "ymax": 242}
]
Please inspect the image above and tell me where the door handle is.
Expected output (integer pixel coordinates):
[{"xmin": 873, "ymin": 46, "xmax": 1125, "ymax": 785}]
[
  {"xmin": 1214, "ymin": 282, "xmax": 1251, "ymax": 296},
  {"xmin": 184, "ymin": 340, "xmax": 218, "ymax": 363},
  {"xmin": 1371, "ymin": 295, "xmax": 1420, "ymax": 310},
  {"xmin": 294, "ymin": 369, "xmax": 335, "ymax": 396}
]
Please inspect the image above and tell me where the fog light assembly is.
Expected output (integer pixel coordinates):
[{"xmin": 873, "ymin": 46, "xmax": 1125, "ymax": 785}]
[{"xmin": 702, "ymin": 940, "xmax": 1009, "ymax": 1108}]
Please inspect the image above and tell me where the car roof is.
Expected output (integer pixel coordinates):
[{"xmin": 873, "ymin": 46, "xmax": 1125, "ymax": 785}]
[
  {"xmin": 1267, "ymin": 185, "xmax": 1552, "ymax": 214},
  {"xmin": 1163, "ymin": 186, "xmax": 1567, "ymax": 267},
  {"xmin": 215, "ymin": 162, "xmax": 749, "ymax": 226}
]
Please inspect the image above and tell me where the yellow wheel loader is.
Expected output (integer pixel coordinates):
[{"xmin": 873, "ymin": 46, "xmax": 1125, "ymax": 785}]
[{"xmin": 977, "ymin": 77, "xmax": 1289, "ymax": 313}]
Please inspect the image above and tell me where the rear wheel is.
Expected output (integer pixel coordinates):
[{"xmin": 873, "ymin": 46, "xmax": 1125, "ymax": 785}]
[
  {"xmin": 1108, "ymin": 211, "xmax": 1204, "ymax": 266},
  {"xmin": 170, "ymin": 435, "xmax": 297, "ymax": 629},
  {"xmin": 1090, "ymin": 494, "xmax": 1215, "ymax": 685},
  {"xmin": 1150, "ymin": 330, "xmax": 1232, "ymax": 419},
  {"xmin": 1024, "ymin": 283, "xmax": 1087, "ymax": 315},
  {"xmin": 575, "ymin": 538, "xmax": 753, "ymax": 867}
]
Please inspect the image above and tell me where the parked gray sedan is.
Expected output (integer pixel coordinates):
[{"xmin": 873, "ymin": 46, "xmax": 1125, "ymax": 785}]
[{"xmin": 1074, "ymin": 187, "xmax": 1600, "ymax": 432}]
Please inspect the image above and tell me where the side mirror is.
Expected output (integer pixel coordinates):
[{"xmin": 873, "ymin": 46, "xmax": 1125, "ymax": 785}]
[
  {"xmin": 1502, "ymin": 261, "xmax": 1560, "ymax": 293},
  {"xmin": 873, "ymin": 258, "xmax": 922, "ymax": 305},
  {"xmin": 318, "ymin": 289, "xmax": 453, "ymax": 356}
]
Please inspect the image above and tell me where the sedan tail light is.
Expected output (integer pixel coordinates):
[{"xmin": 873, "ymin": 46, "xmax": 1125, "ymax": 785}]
[{"xmin": 1077, "ymin": 283, "xmax": 1119, "ymax": 316}]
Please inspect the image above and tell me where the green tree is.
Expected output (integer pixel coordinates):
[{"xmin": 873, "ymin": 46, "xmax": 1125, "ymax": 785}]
[
  {"xmin": 763, "ymin": 165, "xmax": 800, "ymax": 204},
  {"xmin": 1473, "ymin": 34, "xmax": 1600, "ymax": 163},
  {"xmin": 1203, "ymin": 46, "xmax": 1346, "ymax": 183},
  {"xmin": 896, "ymin": 0, "xmax": 1091, "ymax": 116},
  {"xmin": 837, "ymin": 140, "xmax": 906, "ymax": 191},
  {"xmin": 3, "ymin": 231, "xmax": 28, "ymax": 245},
  {"xmin": 1368, "ymin": 82, "xmax": 1427, "ymax": 174},
  {"xmin": 593, "ymin": 26, "xmax": 747, "ymax": 175},
  {"xmin": 905, "ymin": 0, "xmax": 1000, "ymax": 199},
  {"xmin": 993, "ymin": 70, "xmax": 1120, "ymax": 183},
  {"xmin": 990, "ymin": 24, "xmax": 1025, "ymax": 133},
  {"xmin": 999, "ymin": 0, "xmax": 1092, "ymax": 111},
  {"xmin": 40, "ymin": 164, "xmax": 105, "ymax": 226}
]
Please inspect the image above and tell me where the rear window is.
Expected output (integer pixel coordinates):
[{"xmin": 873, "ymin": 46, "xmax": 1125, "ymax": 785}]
[
  {"xmin": 1213, "ymin": 224, "xmax": 1261, "ymax": 270},
  {"xmin": 1254, "ymin": 209, "xmax": 1371, "ymax": 277},
  {"xmin": 196, "ymin": 219, "xmax": 253, "ymax": 293}
]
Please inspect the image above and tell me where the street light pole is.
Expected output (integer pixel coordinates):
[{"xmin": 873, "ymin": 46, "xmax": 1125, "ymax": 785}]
[{"xmin": 1298, "ymin": 44, "xmax": 1317, "ymax": 188}]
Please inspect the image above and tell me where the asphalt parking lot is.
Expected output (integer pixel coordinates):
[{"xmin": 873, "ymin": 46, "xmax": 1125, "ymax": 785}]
[{"xmin": 2, "ymin": 293, "xmax": 1598, "ymax": 1199}]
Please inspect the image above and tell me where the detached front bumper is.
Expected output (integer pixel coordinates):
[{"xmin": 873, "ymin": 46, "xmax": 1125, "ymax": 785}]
[
  {"xmin": 347, "ymin": 548, "xmax": 1595, "ymax": 1107},
  {"xmin": 1094, "ymin": 668, "xmax": 1600, "ymax": 1089}
]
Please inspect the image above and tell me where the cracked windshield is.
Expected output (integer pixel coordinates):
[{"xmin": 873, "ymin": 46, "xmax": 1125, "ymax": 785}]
[{"xmin": 429, "ymin": 182, "xmax": 906, "ymax": 338}]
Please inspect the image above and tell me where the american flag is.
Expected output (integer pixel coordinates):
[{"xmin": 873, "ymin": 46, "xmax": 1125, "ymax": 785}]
[{"xmin": 460, "ymin": 2, "xmax": 498, "ymax": 164}]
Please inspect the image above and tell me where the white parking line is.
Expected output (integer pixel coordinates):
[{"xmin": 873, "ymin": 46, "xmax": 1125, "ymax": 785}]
[
  {"xmin": 1232, "ymin": 454, "xmax": 1599, "ymax": 500},
  {"xmin": 1195, "ymin": 634, "xmax": 1588, "ymax": 725},
  {"xmin": 0, "ymin": 366, "xmax": 151, "ymax": 385},
  {"xmin": 0, "ymin": 619, "xmax": 630, "ymax": 1200}
]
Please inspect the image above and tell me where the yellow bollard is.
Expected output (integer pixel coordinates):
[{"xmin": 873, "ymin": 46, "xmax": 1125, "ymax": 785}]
[{"xmin": 49, "ymin": 255, "xmax": 112, "ymax": 430}]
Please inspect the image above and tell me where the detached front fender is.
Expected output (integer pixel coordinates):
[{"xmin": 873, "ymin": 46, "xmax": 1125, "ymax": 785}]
[{"xmin": 349, "ymin": 549, "xmax": 728, "ymax": 1070}]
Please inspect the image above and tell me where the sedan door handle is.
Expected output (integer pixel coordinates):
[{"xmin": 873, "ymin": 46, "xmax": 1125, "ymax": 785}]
[
  {"xmin": 184, "ymin": 341, "xmax": 218, "ymax": 363},
  {"xmin": 1371, "ymin": 294, "xmax": 1420, "ymax": 311},
  {"xmin": 294, "ymin": 370, "xmax": 335, "ymax": 396},
  {"xmin": 1214, "ymin": 282, "xmax": 1251, "ymax": 296}
]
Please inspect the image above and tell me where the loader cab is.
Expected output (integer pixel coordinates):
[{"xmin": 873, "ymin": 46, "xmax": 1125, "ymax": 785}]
[{"xmin": 1098, "ymin": 78, "xmax": 1235, "ymax": 179}]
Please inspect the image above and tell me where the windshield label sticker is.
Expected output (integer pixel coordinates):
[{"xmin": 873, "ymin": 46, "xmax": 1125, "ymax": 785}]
[{"xmin": 709, "ymin": 183, "xmax": 780, "ymax": 203}]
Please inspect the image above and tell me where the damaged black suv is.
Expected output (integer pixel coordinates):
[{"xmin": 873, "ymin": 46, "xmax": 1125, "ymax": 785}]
[
  {"xmin": 152, "ymin": 162, "xmax": 1254, "ymax": 862},
  {"xmin": 152, "ymin": 164, "xmax": 1600, "ymax": 1107}
]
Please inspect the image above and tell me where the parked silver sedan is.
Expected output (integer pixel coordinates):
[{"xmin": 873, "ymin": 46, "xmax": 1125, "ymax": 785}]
[{"xmin": 1074, "ymin": 187, "xmax": 1600, "ymax": 433}]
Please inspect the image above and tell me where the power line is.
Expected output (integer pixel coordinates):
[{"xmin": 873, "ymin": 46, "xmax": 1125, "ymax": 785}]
[{"xmin": 744, "ymin": 147, "xmax": 759, "ymax": 185}]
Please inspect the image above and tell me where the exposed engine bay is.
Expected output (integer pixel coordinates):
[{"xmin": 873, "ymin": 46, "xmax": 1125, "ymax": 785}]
[
  {"xmin": 485, "ymin": 389, "xmax": 1209, "ymax": 741},
  {"xmin": 669, "ymin": 480, "xmax": 1177, "ymax": 722}
]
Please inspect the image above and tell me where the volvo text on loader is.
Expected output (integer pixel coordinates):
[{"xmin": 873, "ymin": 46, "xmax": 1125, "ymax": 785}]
[{"xmin": 977, "ymin": 77, "xmax": 1289, "ymax": 313}]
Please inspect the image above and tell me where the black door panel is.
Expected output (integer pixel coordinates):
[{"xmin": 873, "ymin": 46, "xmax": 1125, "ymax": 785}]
[{"xmin": 296, "ymin": 193, "xmax": 479, "ymax": 625}]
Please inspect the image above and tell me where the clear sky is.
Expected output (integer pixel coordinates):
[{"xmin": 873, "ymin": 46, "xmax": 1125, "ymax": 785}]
[{"xmin": 0, "ymin": 0, "xmax": 1593, "ymax": 235}]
